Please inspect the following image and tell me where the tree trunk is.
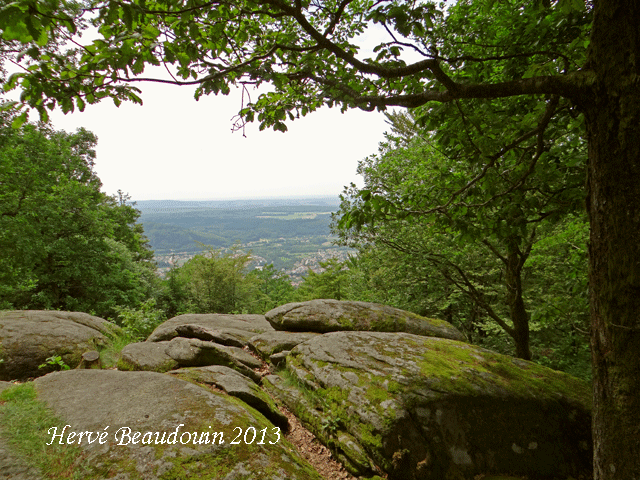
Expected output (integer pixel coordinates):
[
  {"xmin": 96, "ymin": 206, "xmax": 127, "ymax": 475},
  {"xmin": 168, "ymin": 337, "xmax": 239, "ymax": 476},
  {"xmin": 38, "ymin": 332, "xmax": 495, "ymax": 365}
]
[
  {"xmin": 505, "ymin": 242, "xmax": 531, "ymax": 360},
  {"xmin": 584, "ymin": 0, "xmax": 640, "ymax": 478}
]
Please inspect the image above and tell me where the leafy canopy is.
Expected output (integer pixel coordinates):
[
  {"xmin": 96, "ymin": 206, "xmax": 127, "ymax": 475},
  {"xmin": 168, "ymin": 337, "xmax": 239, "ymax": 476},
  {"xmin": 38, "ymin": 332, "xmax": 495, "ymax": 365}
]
[{"xmin": 1, "ymin": 0, "xmax": 591, "ymax": 129}]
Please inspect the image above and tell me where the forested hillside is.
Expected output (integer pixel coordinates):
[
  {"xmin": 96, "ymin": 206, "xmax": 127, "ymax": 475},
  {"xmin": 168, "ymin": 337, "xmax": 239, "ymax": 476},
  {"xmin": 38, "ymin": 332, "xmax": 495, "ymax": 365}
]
[{"xmin": 137, "ymin": 199, "xmax": 338, "ymax": 254}]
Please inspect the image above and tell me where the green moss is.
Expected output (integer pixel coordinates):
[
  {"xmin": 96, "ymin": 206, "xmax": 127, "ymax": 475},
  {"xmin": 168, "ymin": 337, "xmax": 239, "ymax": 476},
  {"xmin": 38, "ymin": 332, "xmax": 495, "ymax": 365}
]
[
  {"xmin": 358, "ymin": 422, "xmax": 383, "ymax": 450},
  {"xmin": 413, "ymin": 339, "xmax": 591, "ymax": 406},
  {"xmin": 370, "ymin": 314, "xmax": 407, "ymax": 332},
  {"xmin": 337, "ymin": 316, "xmax": 356, "ymax": 329}
]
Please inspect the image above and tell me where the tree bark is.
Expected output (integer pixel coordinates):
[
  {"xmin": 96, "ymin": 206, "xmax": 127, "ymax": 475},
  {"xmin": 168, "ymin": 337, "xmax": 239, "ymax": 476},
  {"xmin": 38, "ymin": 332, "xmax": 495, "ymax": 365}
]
[
  {"xmin": 584, "ymin": 0, "xmax": 640, "ymax": 478},
  {"xmin": 505, "ymin": 242, "xmax": 531, "ymax": 360}
]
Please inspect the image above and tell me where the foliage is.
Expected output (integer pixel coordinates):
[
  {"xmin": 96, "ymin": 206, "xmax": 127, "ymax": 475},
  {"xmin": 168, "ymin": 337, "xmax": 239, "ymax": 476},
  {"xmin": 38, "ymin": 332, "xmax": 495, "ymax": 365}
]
[
  {"xmin": 113, "ymin": 298, "xmax": 166, "ymax": 342},
  {"xmin": 0, "ymin": 115, "xmax": 157, "ymax": 318},
  {"xmin": 296, "ymin": 258, "xmax": 350, "ymax": 301},
  {"xmin": 165, "ymin": 246, "xmax": 257, "ymax": 314},
  {"xmin": 0, "ymin": 0, "xmax": 591, "ymax": 130},
  {"xmin": 38, "ymin": 355, "xmax": 70, "ymax": 372},
  {"xmin": 247, "ymin": 264, "xmax": 296, "ymax": 312},
  {"xmin": 335, "ymin": 105, "xmax": 585, "ymax": 360}
]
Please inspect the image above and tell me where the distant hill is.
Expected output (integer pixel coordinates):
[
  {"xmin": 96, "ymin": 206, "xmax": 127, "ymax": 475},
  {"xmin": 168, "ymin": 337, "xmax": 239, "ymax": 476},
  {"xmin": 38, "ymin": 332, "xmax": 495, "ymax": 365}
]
[
  {"xmin": 135, "ymin": 196, "xmax": 341, "ymax": 214},
  {"xmin": 136, "ymin": 196, "xmax": 343, "ymax": 256}
]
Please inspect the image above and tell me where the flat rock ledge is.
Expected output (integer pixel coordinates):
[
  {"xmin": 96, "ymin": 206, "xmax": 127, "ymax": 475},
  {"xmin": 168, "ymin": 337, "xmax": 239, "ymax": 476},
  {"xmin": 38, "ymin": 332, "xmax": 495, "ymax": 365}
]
[
  {"xmin": 265, "ymin": 299, "xmax": 466, "ymax": 341},
  {"xmin": 25, "ymin": 370, "xmax": 323, "ymax": 479}
]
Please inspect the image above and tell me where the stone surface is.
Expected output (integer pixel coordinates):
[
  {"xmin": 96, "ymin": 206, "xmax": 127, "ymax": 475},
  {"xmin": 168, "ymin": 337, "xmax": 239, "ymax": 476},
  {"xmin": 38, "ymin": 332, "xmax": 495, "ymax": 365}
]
[
  {"xmin": 164, "ymin": 337, "xmax": 261, "ymax": 382},
  {"xmin": 265, "ymin": 331, "xmax": 592, "ymax": 480},
  {"xmin": 147, "ymin": 314, "xmax": 274, "ymax": 345},
  {"xmin": 119, "ymin": 341, "xmax": 179, "ymax": 373},
  {"xmin": 24, "ymin": 370, "xmax": 323, "ymax": 479},
  {"xmin": 0, "ymin": 310, "xmax": 119, "ymax": 381},
  {"xmin": 250, "ymin": 331, "xmax": 320, "ymax": 360},
  {"xmin": 265, "ymin": 299, "xmax": 466, "ymax": 341},
  {"xmin": 269, "ymin": 351, "xmax": 290, "ymax": 368},
  {"xmin": 169, "ymin": 366, "xmax": 288, "ymax": 431}
]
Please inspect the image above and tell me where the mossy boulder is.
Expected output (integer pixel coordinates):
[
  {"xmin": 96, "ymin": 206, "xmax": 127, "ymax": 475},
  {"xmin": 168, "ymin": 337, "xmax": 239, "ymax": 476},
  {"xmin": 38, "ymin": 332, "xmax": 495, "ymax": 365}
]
[
  {"xmin": 21, "ymin": 370, "xmax": 323, "ymax": 479},
  {"xmin": 265, "ymin": 299, "xmax": 466, "ymax": 341},
  {"xmin": 0, "ymin": 310, "xmax": 119, "ymax": 381},
  {"xmin": 265, "ymin": 331, "xmax": 592, "ymax": 480},
  {"xmin": 147, "ymin": 313, "xmax": 274, "ymax": 345}
]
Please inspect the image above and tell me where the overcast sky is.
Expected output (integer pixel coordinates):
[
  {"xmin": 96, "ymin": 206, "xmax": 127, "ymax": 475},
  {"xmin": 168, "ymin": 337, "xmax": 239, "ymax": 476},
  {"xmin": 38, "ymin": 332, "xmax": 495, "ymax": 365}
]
[{"xmin": 44, "ymin": 74, "xmax": 390, "ymax": 202}]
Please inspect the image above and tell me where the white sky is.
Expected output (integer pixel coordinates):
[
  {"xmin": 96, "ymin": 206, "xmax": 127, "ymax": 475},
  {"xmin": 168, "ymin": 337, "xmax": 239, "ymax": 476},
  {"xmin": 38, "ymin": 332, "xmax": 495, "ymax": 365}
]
[{"xmin": 44, "ymin": 75, "xmax": 389, "ymax": 202}]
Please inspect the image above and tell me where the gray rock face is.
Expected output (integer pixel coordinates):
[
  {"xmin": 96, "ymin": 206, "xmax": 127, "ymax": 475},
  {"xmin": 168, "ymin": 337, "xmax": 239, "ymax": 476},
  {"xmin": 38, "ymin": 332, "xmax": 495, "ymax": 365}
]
[
  {"xmin": 147, "ymin": 314, "xmax": 274, "ymax": 344},
  {"xmin": 250, "ymin": 331, "xmax": 320, "ymax": 360},
  {"xmin": 0, "ymin": 311, "xmax": 119, "ymax": 381},
  {"xmin": 163, "ymin": 337, "xmax": 262, "ymax": 382},
  {"xmin": 119, "ymin": 341, "xmax": 179, "ymax": 373},
  {"xmin": 265, "ymin": 299, "xmax": 466, "ymax": 341},
  {"xmin": 169, "ymin": 366, "xmax": 288, "ymax": 431},
  {"xmin": 27, "ymin": 370, "xmax": 322, "ymax": 479},
  {"xmin": 265, "ymin": 331, "xmax": 592, "ymax": 480}
]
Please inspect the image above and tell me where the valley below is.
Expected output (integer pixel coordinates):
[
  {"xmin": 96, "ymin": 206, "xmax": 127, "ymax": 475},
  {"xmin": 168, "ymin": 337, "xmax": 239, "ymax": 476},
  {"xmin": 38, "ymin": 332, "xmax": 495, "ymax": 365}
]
[{"xmin": 136, "ymin": 197, "xmax": 353, "ymax": 284}]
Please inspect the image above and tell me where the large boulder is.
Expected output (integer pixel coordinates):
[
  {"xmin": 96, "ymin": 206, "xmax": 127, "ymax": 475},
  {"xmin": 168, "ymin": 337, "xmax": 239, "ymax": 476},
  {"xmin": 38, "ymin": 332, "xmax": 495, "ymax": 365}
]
[
  {"xmin": 264, "ymin": 331, "xmax": 592, "ymax": 480},
  {"xmin": 0, "ymin": 310, "xmax": 119, "ymax": 381},
  {"xmin": 147, "ymin": 313, "xmax": 274, "ymax": 345},
  {"xmin": 6, "ymin": 369, "xmax": 323, "ymax": 479},
  {"xmin": 119, "ymin": 341, "xmax": 179, "ymax": 373},
  {"xmin": 265, "ymin": 299, "xmax": 466, "ymax": 341}
]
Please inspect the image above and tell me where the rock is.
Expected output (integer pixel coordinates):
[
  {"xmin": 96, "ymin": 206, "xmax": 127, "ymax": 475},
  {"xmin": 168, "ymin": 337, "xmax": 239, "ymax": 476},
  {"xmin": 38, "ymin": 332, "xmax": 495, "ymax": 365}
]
[
  {"xmin": 174, "ymin": 324, "xmax": 246, "ymax": 348},
  {"xmin": 250, "ymin": 331, "xmax": 320, "ymax": 360},
  {"xmin": 147, "ymin": 314, "xmax": 274, "ymax": 345},
  {"xmin": 266, "ymin": 331, "xmax": 592, "ymax": 480},
  {"xmin": 119, "ymin": 341, "xmax": 179, "ymax": 373},
  {"xmin": 78, "ymin": 350, "xmax": 101, "ymax": 369},
  {"xmin": 265, "ymin": 299, "xmax": 466, "ymax": 341},
  {"xmin": 263, "ymin": 373, "xmax": 376, "ymax": 477},
  {"xmin": 0, "ymin": 310, "xmax": 119, "ymax": 381},
  {"xmin": 169, "ymin": 366, "xmax": 289, "ymax": 431},
  {"xmin": 15, "ymin": 370, "xmax": 323, "ymax": 479},
  {"xmin": 269, "ymin": 351, "xmax": 290, "ymax": 368},
  {"xmin": 164, "ymin": 337, "xmax": 261, "ymax": 382}
]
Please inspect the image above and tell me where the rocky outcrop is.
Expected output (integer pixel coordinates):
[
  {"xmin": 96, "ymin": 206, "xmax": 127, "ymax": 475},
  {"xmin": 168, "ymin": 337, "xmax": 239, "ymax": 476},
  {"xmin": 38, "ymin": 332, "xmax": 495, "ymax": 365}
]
[
  {"xmin": 265, "ymin": 299, "xmax": 466, "ymax": 341},
  {"xmin": 121, "ymin": 337, "xmax": 262, "ymax": 381},
  {"xmin": 18, "ymin": 370, "xmax": 322, "ymax": 479},
  {"xmin": 0, "ymin": 311, "xmax": 119, "ymax": 381},
  {"xmin": 147, "ymin": 313, "xmax": 274, "ymax": 345},
  {"xmin": 0, "ymin": 305, "xmax": 593, "ymax": 480},
  {"xmin": 264, "ymin": 331, "xmax": 592, "ymax": 480}
]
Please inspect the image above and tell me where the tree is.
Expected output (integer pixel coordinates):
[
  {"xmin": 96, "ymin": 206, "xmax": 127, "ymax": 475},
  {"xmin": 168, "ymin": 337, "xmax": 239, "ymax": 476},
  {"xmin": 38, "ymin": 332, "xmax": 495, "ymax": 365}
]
[
  {"xmin": 171, "ymin": 246, "xmax": 260, "ymax": 314},
  {"xmin": 247, "ymin": 263, "xmax": 295, "ymax": 312},
  {"xmin": 336, "ymin": 108, "xmax": 585, "ymax": 359},
  {"xmin": 0, "ymin": 114, "xmax": 156, "ymax": 317},
  {"xmin": 1, "ymin": 0, "xmax": 638, "ymax": 476},
  {"xmin": 296, "ymin": 258, "xmax": 349, "ymax": 301}
]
